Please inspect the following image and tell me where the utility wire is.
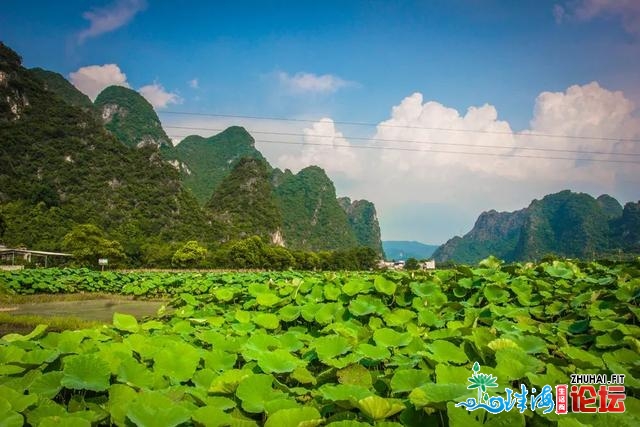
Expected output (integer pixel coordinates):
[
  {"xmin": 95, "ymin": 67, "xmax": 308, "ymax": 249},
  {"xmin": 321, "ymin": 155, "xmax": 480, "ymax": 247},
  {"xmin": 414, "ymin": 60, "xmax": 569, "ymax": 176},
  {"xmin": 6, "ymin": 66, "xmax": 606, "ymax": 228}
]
[
  {"xmin": 159, "ymin": 110, "xmax": 640, "ymax": 143},
  {"xmin": 166, "ymin": 134, "xmax": 640, "ymax": 165},
  {"xmin": 164, "ymin": 125, "xmax": 640, "ymax": 158}
]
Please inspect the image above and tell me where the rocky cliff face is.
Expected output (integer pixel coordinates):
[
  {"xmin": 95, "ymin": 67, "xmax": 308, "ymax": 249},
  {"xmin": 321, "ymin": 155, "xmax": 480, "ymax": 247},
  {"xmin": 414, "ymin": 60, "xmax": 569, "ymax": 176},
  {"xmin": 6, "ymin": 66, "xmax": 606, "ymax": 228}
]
[
  {"xmin": 338, "ymin": 197, "xmax": 384, "ymax": 256},
  {"xmin": 433, "ymin": 190, "xmax": 630, "ymax": 263},
  {"xmin": 94, "ymin": 86, "xmax": 172, "ymax": 149}
]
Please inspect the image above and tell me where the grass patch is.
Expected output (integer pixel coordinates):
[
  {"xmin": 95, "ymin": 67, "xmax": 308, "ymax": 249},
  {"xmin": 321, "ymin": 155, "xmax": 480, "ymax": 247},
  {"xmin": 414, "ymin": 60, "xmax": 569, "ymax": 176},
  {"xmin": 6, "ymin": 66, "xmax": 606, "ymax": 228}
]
[
  {"xmin": 0, "ymin": 312, "xmax": 101, "ymax": 336},
  {"xmin": 0, "ymin": 292, "xmax": 157, "ymax": 305}
]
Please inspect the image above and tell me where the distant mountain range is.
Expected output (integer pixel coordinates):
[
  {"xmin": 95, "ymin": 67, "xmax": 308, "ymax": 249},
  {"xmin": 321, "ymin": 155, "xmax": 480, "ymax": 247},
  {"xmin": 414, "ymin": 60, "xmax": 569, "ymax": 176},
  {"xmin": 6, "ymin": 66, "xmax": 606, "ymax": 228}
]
[
  {"xmin": 382, "ymin": 241, "xmax": 439, "ymax": 261},
  {"xmin": 0, "ymin": 42, "xmax": 383, "ymax": 262},
  {"xmin": 433, "ymin": 190, "xmax": 639, "ymax": 263}
]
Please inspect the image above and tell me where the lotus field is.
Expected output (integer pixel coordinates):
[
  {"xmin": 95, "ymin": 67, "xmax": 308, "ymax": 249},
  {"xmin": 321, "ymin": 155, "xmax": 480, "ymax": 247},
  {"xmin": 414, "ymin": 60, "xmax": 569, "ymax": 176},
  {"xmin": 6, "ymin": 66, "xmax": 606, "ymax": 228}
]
[{"xmin": 0, "ymin": 258, "xmax": 638, "ymax": 426}]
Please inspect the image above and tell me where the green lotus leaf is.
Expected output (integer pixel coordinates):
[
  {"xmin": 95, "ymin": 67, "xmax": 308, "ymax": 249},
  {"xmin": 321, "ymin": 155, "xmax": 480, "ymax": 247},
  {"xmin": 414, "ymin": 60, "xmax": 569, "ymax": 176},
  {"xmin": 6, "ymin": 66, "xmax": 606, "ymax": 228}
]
[
  {"xmin": 390, "ymin": 369, "xmax": 431, "ymax": 393},
  {"xmin": 208, "ymin": 369, "xmax": 253, "ymax": 394},
  {"xmin": 278, "ymin": 306, "xmax": 301, "ymax": 322},
  {"xmin": 0, "ymin": 346, "xmax": 26, "ymax": 364},
  {"xmin": 278, "ymin": 332, "xmax": 305, "ymax": 352},
  {"xmin": 357, "ymin": 395, "xmax": 405, "ymax": 420},
  {"xmin": 446, "ymin": 401, "xmax": 525, "ymax": 427},
  {"xmin": 0, "ymin": 385, "xmax": 38, "ymax": 412},
  {"xmin": 325, "ymin": 421, "xmax": 370, "ymax": 427},
  {"xmin": 112, "ymin": 312, "xmax": 140, "ymax": 333},
  {"xmin": 324, "ymin": 284, "xmax": 342, "ymax": 300},
  {"xmin": 435, "ymin": 366, "xmax": 473, "ymax": 388},
  {"xmin": 191, "ymin": 406, "xmax": 233, "ymax": 427},
  {"xmin": 383, "ymin": 309, "xmax": 416, "ymax": 327},
  {"xmin": 257, "ymin": 349, "xmax": 301, "ymax": 373},
  {"xmin": 373, "ymin": 328, "xmax": 413, "ymax": 348},
  {"xmin": 2, "ymin": 324, "xmax": 47, "ymax": 342},
  {"xmin": 416, "ymin": 308, "xmax": 444, "ymax": 327},
  {"xmin": 509, "ymin": 335, "xmax": 548, "ymax": 354},
  {"xmin": 20, "ymin": 348, "xmax": 59, "ymax": 365},
  {"xmin": 494, "ymin": 347, "xmax": 544, "ymax": 380},
  {"xmin": 425, "ymin": 340, "xmax": 468, "ymax": 364},
  {"xmin": 257, "ymin": 292, "xmax": 281, "ymax": 307},
  {"xmin": 526, "ymin": 364, "xmax": 569, "ymax": 389},
  {"xmin": 117, "ymin": 356, "xmax": 156, "ymax": 388},
  {"xmin": 202, "ymin": 396, "xmax": 237, "ymax": 410},
  {"xmin": 374, "ymin": 276, "xmax": 397, "ymax": 296},
  {"xmin": 337, "ymin": 364, "xmax": 372, "ymax": 388},
  {"xmin": 236, "ymin": 374, "xmax": 283, "ymax": 413},
  {"xmin": 108, "ymin": 384, "xmax": 138, "ymax": 427},
  {"xmin": 153, "ymin": 341, "xmax": 201, "ymax": 382},
  {"xmin": 544, "ymin": 262, "xmax": 574, "ymax": 279},
  {"xmin": 265, "ymin": 407, "xmax": 323, "ymax": 427},
  {"xmin": 342, "ymin": 278, "xmax": 372, "ymax": 296},
  {"xmin": 408, "ymin": 383, "xmax": 471, "ymax": 407},
  {"xmin": 291, "ymin": 367, "xmax": 317, "ymax": 385},
  {"xmin": 61, "ymin": 354, "xmax": 111, "ymax": 392},
  {"xmin": 483, "ymin": 285, "xmax": 510, "ymax": 303},
  {"xmin": 314, "ymin": 335, "xmax": 352, "ymax": 361},
  {"xmin": 204, "ymin": 349, "xmax": 237, "ymax": 372},
  {"xmin": 487, "ymin": 338, "xmax": 520, "ymax": 351},
  {"xmin": 560, "ymin": 346, "xmax": 604, "ymax": 369},
  {"xmin": 315, "ymin": 303, "xmax": 342, "ymax": 324},
  {"xmin": 0, "ymin": 408, "xmax": 22, "ymax": 427},
  {"xmin": 29, "ymin": 371, "xmax": 64, "ymax": 399},
  {"xmin": 38, "ymin": 416, "xmax": 91, "ymax": 427},
  {"xmin": 235, "ymin": 310, "xmax": 252, "ymax": 324},
  {"xmin": 318, "ymin": 384, "xmax": 373, "ymax": 404},
  {"xmin": 263, "ymin": 398, "xmax": 300, "ymax": 416},
  {"xmin": 214, "ymin": 288, "xmax": 235, "ymax": 302},
  {"xmin": 349, "ymin": 295, "xmax": 386, "ymax": 316},
  {"xmin": 126, "ymin": 391, "xmax": 192, "ymax": 427},
  {"xmin": 0, "ymin": 365, "xmax": 24, "ymax": 375},
  {"xmin": 253, "ymin": 313, "xmax": 280, "ymax": 330},
  {"xmin": 23, "ymin": 399, "xmax": 67, "ymax": 426}
]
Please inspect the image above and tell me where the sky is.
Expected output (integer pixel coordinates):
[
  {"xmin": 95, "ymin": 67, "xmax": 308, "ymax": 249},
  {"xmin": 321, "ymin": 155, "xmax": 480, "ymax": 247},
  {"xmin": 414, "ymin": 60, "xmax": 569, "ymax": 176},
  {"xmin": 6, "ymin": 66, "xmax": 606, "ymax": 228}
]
[{"xmin": 2, "ymin": 0, "xmax": 640, "ymax": 244}]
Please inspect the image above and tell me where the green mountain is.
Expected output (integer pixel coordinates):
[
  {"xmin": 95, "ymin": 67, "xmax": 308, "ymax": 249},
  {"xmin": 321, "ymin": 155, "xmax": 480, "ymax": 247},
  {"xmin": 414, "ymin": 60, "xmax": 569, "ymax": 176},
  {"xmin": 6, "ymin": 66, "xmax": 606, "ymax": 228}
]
[
  {"xmin": 0, "ymin": 42, "xmax": 209, "ymax": 262},
  {"xmin": 382, "ymin": 241, "xmax": 439, "ymax": 261},
  {"xmin": 273, "ymin": 167, "xmax": 358, "ymax": 251},
  {"xmin": 1, "ymin": 42, "xmax": 383, "ymax": 260},
  {"xmin": 29, "ymin": 68, "xmax": 93, "ymax": 110},
  {"xmin": 611, "ymin": 201, "xmax": 640, "ymax": 253},
  {"xmin": 433, "ymin": 190, "xmax": 636, "ymax": 263},
  {"xmin": 207, "ymin": 157, "xmax": 282, "ymax": 243},
  {"xmin": 94, "ymin": 85, "xmax": 172, "ymax": 149},
  {"xmin": 338, "ymin": 197, "xmax": 383, "ymax": 255},
  {"xmin": 170, "ymin": 127, "xmax": 266, "ymax": 204}
]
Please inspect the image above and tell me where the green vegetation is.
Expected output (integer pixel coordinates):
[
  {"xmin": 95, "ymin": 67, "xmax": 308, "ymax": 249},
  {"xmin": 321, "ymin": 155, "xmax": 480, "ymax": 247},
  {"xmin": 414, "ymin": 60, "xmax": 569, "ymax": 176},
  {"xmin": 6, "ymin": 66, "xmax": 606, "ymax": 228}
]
[
  {"xmin": 0, "ymin": 258, "xmax": 638, "ymax": 426},
  {"xmin": 207, "ymin": 158, "xmax": 282, "ymax": 242},
  {"xmin": 172, "ymin": 241, "xmax": 208, "ymax": 268},
  {"xmin": 169, "ymin": 126, "xmax": 267, "ymax": 204},
  {"xmin": 434, "ymin": 190, "xmax": 640, "ymax": 264},
  {"xmin": 339, "ymin": 198, "xmax": 384, "ymax": 256},
  {"xmin": 274, "ymin": 166, "xmax": 358, "ymax": 251},
  {"xmin": 29, "ymin": 68, "xmax": 94, "ymax": 110},
  {"xmin": 94, "ymin": 85, "xmax": 172, "ymax": 149},
  {"xmin": 62, "ymin": 224, "xmax": 126, "ymax": 268}
]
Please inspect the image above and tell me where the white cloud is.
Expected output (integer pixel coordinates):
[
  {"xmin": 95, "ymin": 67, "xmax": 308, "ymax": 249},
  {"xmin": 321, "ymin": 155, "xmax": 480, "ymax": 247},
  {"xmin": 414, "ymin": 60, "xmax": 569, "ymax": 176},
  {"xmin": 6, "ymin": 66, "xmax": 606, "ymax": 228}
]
[
  {"xmin": 188, "ymin": 78, "xmax": 199, "ymax": 89},
  {"xmin": 277, "ymin": 71, "xmax": 352, "ymax": 94},
  {"xmin": 138, "ymin": 83, "xmax": 182, "ymax": 109},
  {"xmin": 159, "ymin": 82, "xmax": 640, "ymax": 243},
  {"xmin": 555, "ymin": 0, "xmax": 640, "ymax": 34},
  {"xmin": 69, "ymin": 64, "xmax": 130, "ymax": 100},
  {"xmin": 77, "ymin": 0, "xmax": 147, "ymax": 43}
]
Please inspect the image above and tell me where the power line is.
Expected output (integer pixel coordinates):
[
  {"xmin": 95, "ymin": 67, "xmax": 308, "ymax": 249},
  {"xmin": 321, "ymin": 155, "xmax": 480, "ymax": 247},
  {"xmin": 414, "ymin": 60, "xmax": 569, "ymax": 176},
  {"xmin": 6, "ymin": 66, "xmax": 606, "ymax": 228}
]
[
  {"xmin": 159, "ymin": 110, "xmax": 640, "ymax": 143},
  {"xmin": 166, "ymin": 134, "xmax": 640, "ymax": 165},
  {"xmin": 164, "ymin": 125, "xmax": 640, "ymax": 158}
]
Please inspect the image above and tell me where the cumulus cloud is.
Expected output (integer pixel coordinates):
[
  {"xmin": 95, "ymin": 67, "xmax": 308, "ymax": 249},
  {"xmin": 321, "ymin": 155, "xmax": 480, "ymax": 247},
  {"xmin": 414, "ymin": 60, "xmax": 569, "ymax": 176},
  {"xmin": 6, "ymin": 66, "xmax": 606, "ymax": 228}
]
[
  {"xmin": 277, "ymin": 71, "xmax": 352, "ymax": 94},
  {"xmin": 555, "ymin": 0, "xmax": 640, "ymax": 34},
  {"xmin": 77, "ymin": 0, "xmax": 147, "ymax": 43},
  {"xmin": 188, "ymin": 78, "xmax": 199, "ymax": 89},
  {"xmin": 159, "ymin": 82, "xmax": 640, "ymax": 242},
  {"xmin": 69, "ymin": 64, "xmax": 130, "ymax": 100},
  {"xmin": 138, "ymin": 83, "xmax": 182, "ymax": 109}
]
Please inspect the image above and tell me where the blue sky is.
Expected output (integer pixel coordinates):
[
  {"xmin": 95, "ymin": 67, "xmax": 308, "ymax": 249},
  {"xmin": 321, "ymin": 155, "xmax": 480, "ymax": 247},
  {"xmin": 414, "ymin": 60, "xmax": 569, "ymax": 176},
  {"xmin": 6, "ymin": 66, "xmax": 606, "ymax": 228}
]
[{"xmin": 2, "ymin": 0, "xmax": 639, "ymax": 243}]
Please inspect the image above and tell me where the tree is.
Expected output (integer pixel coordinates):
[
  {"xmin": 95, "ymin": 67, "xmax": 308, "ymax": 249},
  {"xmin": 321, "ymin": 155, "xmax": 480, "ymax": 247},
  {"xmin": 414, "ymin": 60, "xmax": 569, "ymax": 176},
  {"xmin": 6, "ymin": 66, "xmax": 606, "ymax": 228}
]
[
  {"xmin": 227, "ymin": 236, "xmax": 267, "ymax": 269},
  {"xmin": 0, "ymin": 212, "xmax": 5, "ymax": 239},
  {"xmin": 172, "ymin": 241, "xmax": 208, "ymax": 268},
  {"xmin": 61, "ymin": 224, "xmax": 126, "ymax": 267},
  {"xmin": 405, "ymin": 257, "xmax": 420, "ymax": 270}
]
